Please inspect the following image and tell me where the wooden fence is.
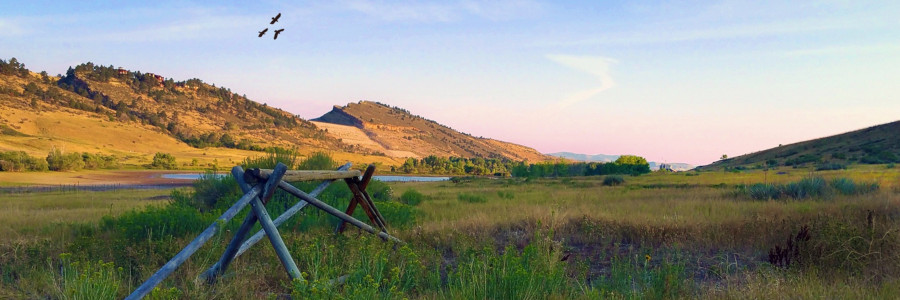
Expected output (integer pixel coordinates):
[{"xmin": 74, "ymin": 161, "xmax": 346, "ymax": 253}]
[{"xmin": 125, "ymin": 162, "xmax": 401, "ymax": 300}]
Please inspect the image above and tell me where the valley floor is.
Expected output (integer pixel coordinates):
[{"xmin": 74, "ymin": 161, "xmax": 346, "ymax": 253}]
[{"xmin": 1, "ymin": 166, "xmax": 899, "ymax": 298}]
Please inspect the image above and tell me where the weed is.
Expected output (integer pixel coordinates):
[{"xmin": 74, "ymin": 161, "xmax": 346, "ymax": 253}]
[
  {"xmin": 603, "ymin": 175, "xmax": 625, "ymax": 186},
  {"xmin": 400, "ymin": 188, "xmax": 425, "ymax": 206}
]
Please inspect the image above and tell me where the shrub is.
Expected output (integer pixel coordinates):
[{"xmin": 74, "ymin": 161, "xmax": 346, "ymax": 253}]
[
  {"xmin": 243, "ymin": 147, "xmax": 300, "ymax": 169},
  {"xmin": 56, "ymin": 253, "xmax": 122, "ymax": 300},
  {"xmin": 400, "ymin": 189, "xmax": 425, "ymax": 206},
  {"xmin": 82, "ymin": 152, "xmax": 119, "ymax": 169},
  {"xmin": 297, "ymin": 151, "xmax": 336, "ymax": 170},
  {"xmin": 815, "ymin": 163, "xmax": 845, "ymax": 171},
  {"xmin": 101, "ymin": 202, "xmax": 217, "ymax": 243},
  {"xmin": 831, "ymin": 177, "xmax": 879, "ymax": 196},
  {"xmin": 0, "ymin": 151, "xmax": 48, "ymax": 171},
  {"xmin": 603, "ymin": 175, "xmax": 625, "ymax": 186},
  {"xmin": 458, "ymin": 193, "xmax": 487, "ymax": 203},
  {"xmin": 47, "ymin": 148, "xmax": 84, "ymax": 171},
  {"xmin": 747, "ymin": 183, "xmax": 781, "ymax": 200},
  {"xmin": 149, "ymin": 152, "xmax": 177, "ymax": 169}
]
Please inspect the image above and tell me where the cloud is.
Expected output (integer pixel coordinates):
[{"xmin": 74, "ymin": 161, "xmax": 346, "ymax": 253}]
[
  {"xmin": 340, "ymin": 0, "xmax": 540, "ymax": 22},
  {"xmin": 0, "ymin": 18, "xmax": 26, "ymax": 37},
  {"xmin": 781, "ymin": 43, "xmax": 900, "ymax": 57},
  {"xmin": 546, "ymin": 54, "xmax": 617, "ymax": 109}
]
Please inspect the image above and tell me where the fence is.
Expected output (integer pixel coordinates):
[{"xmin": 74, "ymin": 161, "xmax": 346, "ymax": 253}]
[{"xmin": 125, "ymin": 162, "xmax": 402, "ymax": 300}]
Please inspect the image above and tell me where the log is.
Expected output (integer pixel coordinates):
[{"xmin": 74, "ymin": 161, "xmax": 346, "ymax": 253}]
[{"xmin": 246, "ymin": 169, "xmax": 361, "ymax": 182}]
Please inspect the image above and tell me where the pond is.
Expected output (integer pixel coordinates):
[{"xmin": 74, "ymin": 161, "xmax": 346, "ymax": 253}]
[{"xmin": 161, "ymin": 173, "xmax": 450, "ymax": 182}]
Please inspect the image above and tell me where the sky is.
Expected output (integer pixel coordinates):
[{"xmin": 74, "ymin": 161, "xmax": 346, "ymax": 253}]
[{"xmin": 2, "ymin": 0, "xmax": 898, "ymax": 165}]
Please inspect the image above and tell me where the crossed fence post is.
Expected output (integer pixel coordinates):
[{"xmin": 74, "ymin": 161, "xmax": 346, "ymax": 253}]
[{"xmin": 126, "ymin": 162, "xmax": 403, "ymax": 300}]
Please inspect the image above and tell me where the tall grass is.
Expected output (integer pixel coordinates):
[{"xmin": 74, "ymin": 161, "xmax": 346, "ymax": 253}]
[{"xmin": 739, "ymin": 176, "xmax": 879, "ymax": 200}]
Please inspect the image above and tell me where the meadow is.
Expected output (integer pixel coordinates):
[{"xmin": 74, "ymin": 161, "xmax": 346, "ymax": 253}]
[{"xmin": 1, "ymin": 164, "xmax": 899, "ymax": 299}]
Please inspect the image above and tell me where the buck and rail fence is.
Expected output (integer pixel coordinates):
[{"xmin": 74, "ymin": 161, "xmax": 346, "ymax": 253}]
[{"xmin": 125, "ymin": 162, "xmax": 403, "ymax": 300}]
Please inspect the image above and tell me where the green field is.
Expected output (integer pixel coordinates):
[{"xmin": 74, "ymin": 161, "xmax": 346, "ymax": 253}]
[{"xmin": 1, "ymin": 165, "xmax": 899, "ymax": 299}]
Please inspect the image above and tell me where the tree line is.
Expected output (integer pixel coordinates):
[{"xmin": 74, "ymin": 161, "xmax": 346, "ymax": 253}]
[{"xmin": 391, "ymin": 155, "xmax": 651, "ymax": 177}]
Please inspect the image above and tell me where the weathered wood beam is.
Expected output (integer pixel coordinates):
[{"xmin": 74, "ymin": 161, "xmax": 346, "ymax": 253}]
[
  {"xmin": 246, "ymin": 169, "xmax": 361, "ymax": 183},
  {"xmin": 125, "ymin": 184, "xmax": 263, "ymax": 300}
]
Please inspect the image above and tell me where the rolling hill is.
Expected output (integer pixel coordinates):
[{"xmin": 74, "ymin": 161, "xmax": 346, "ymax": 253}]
[
  {"xmin": 312, "ymin": 101, "xmax": 550, "ymax": 162},
  {"xmin": 0, "ymin": 58, "xmax": 549, "ymax": 169},
  {"xmin": 697, "ymin": 120, "xmax": 900, "ymax": 170}
]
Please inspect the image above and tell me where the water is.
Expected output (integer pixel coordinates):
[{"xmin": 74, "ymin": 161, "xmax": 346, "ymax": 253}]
[{"xmin": 161, "ymin": 173, "xmax": 450, "ymax": 182}]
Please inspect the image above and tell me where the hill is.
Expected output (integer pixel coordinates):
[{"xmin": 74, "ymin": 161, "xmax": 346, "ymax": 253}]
[
  {"xmin": 313, "ymin": 101, "xmax": 549, "ymax": 162},
  {"xmin": 697, "ymin": 120, "xmax": 900, "ymax": 170},
  {"xmin": 546, "ymin": 152, "xmax": 694, "ymax": 171},
  {"xmin": 0, "ymin": 59, "xmax": 397, "ymax": 168}
]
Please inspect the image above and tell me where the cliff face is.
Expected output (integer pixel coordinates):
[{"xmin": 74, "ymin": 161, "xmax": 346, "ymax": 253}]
[
  {"xmin": 312, "ymin": 106, "xmax": 363, "ymax": 128},
  {"xmin": 312, "ymin": 101, "xmax": 550, "ymax": 161}
]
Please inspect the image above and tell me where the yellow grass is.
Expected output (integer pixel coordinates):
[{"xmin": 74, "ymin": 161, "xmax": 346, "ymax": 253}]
[{"xmin": 0, "ymin": 188, "xmax": 171, "ymax": 241}]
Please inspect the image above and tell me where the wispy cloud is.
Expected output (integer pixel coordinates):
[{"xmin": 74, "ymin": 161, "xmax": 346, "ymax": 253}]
[
  {"xmin": 781, "ymin": 43, "xmax": 900, "ymax": 57},
  {"xmin": 546, "ymin": 54, "xmax": 617, "ymax": 109},
  {"xmin": 339, "ymin": 0, "xmax": 540, "ymax": 23},
  {"xmin": 0, "ymin": 18, "xmax": 26, "ymax": 37}
]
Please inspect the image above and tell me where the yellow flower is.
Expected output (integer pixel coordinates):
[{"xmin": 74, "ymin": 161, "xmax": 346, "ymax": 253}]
[{"xmin": 645, "ymin": 254, "xmax": 651, "ymax": 262}]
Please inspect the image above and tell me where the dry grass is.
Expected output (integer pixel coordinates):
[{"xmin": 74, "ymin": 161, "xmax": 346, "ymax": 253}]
[{"xmin": 0, "ymin": 188, "xmax": 170, "ymax": 241}]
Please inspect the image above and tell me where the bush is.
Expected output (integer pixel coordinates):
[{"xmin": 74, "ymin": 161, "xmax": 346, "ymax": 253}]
[
  {"xmin": 458, "ymin": 193, "xmax": 487, "ymax": 203},
  {"xmin": 815, "ymin": 163, "xmax": 846, "ymax": 171},
  {"xmin": 603, "ymin": 175, "xmax": 625, "ymax": 186},
  {"xmin": 0, "ymin": 151, "xmax": 48, "ymax": 171},
  {"xmin": 82, "ymin": 152, "xmax": 119, "ymax": 169},
  {"xmin": 56, "ymin": 253, "xmax": 122, "ymax": 300},
  {"xmin": 747, "ymin": 183, "xmax": 781, "ymax": 200},
  {"xmin": 400, "ymin": 189, "xmax": 425, "ymax": 206},
  {"xmin": 242, "ymin": 147, "xmax": 300, "ymax": 169},
  {"xmin": 150, "ymin": 152, "xmax": 177, "ymax": 169},
  {"xmin": 297, "ymin": 151, "xmax": 336, "ymax": 170},
  {"xmin": 47, "ymin": 148, "xmax": 84, "ymax": 171},
  {"xmin": 739, "ymin": 177, "xmax": 879, "ymax": 201}
]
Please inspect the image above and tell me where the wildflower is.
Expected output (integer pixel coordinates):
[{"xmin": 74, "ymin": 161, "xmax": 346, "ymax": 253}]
[{"xmin": 645, "ymin": 254, "xmax": 651, "ymax": 262}]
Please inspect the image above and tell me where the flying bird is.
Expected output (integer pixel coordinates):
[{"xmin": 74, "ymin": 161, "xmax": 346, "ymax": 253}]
[
  {"xmin": 270, "ymin": 13, "xmax": 281, "ymax": 24},
  {"xmin": 273, "ymin": 28, "xmax": 284, "ymax": 40},
  {"xmin": 258, "ymin": 28, "xmax": 268, "ymax": 37}
]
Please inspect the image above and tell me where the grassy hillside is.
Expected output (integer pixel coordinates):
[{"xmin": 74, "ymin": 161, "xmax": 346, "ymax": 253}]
[
  {"xmin": 313, "ymin": 101, "xmax": 550, "ymax": 162},
  {"xmin": 699, "ymin": 120, "xmax": 900, "ymax": 170},
  {"xmin": 0, "ymin": 59, "xmax": 401, "ymax": 169}
]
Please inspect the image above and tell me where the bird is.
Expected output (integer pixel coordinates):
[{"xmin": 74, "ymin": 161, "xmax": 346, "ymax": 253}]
[
  {"xmin": 273, "ymin": 28, "xmax": 284, "ymax": 40},
  {"xmin": 270, "ymin": 13, "xmax": 281, "ymax": 24},
  {"xmin": 258, "ymin": 28, "xmax": 268, "ymax": 37},
  {"xmin": 560, "ymin": 253, "xmax": 571, "ymax": 262}
]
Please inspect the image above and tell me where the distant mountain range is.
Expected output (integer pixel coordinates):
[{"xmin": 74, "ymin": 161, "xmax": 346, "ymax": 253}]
[{"xmin": 546, "ymin": 152, "xmax": 695, "ymax": 171}]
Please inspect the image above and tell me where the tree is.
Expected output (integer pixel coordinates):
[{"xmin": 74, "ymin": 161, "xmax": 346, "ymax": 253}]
[
  {"xmin": 150, "ymin": 152, "xmax": 177, "ymax": 169},
  {"xmin": 721, "ymin": 154, "xmax": 728, "ymax": 160}
]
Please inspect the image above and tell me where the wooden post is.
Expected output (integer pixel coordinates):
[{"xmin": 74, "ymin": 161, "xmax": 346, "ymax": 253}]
[
  {"xmin": 244, "ymin": 163, "xmax": 303, "ymax": 280},
  {"xmin": 250, "ymin": 174, "xmax": 404, "ymax": 244},
  {"xmin": 216, "ymin": 163, "xmax": 352, "ymax": 269},
  {"xmin": 200, "ymin": 167, "xmax": 263, "ymax": 283},
  {"xmin": 336, "ymin": 165, "xmax": 379, "ymax": 233},
  {"xmin": 125, "ymin": 184, "xmax": 263, "ymax": 300}
]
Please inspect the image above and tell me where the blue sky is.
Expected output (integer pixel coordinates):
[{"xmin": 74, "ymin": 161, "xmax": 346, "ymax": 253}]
[{"xmin": 2, "ymin": 0, "xmax": 898, "ymax": 165}]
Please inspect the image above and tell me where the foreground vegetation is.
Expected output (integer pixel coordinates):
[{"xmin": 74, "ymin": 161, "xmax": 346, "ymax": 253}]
[{"xmin": 1, "ymin": 156, "xmax": 899, "ymax": 298}]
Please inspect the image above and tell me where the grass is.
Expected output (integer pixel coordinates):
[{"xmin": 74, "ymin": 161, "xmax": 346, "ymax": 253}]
[
  {"xmin": 0, "ymin": 188, "xmax": 168, "ymax": 241},
  {"xmin": 0, "ymin": 166, "xmax": 899, "ymax": 298}
]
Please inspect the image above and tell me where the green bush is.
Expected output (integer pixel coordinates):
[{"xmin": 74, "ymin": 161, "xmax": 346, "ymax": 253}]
[
  {"xmin": 297, "ymin": 151, "xmax": 336, "ymax": 170},
  {"xmin": 747, "ymin": 183, "xmax": 781, "ymax": 200},
  {"xmin": 458, "ymin": 193, "xmax": 487, "ymax": 203},
  {"xmin": 242, "ymin": 147, "xmax": 300, "ymax": 169},
  {"xmin": 56, "ymin": 253, "xmax": 122, "ymax": 300},
  {"xmin": 815, "ymin": 163, "xmax": 846, "ymax": 171},
  {"xmin": 603, "ymin": 175, "xmax": 625, "ymax": 186},
  {"xmin": 0, "ymin": 151, "xmax": 48, "ymax": 171},
  {"xmin": 400, "ymin": 189, "xmax": 425, "ymax": 206},
  {"xmin": 81, "ymin": 152, "xmax": 119, "ymax": 169},
  {"xmin": 149, "ymin": 152, "xmax": 177, "ymax": 169},
  {"xmin": 47, "ymin": 148, "xmax": 84, "ymax": 171}
]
